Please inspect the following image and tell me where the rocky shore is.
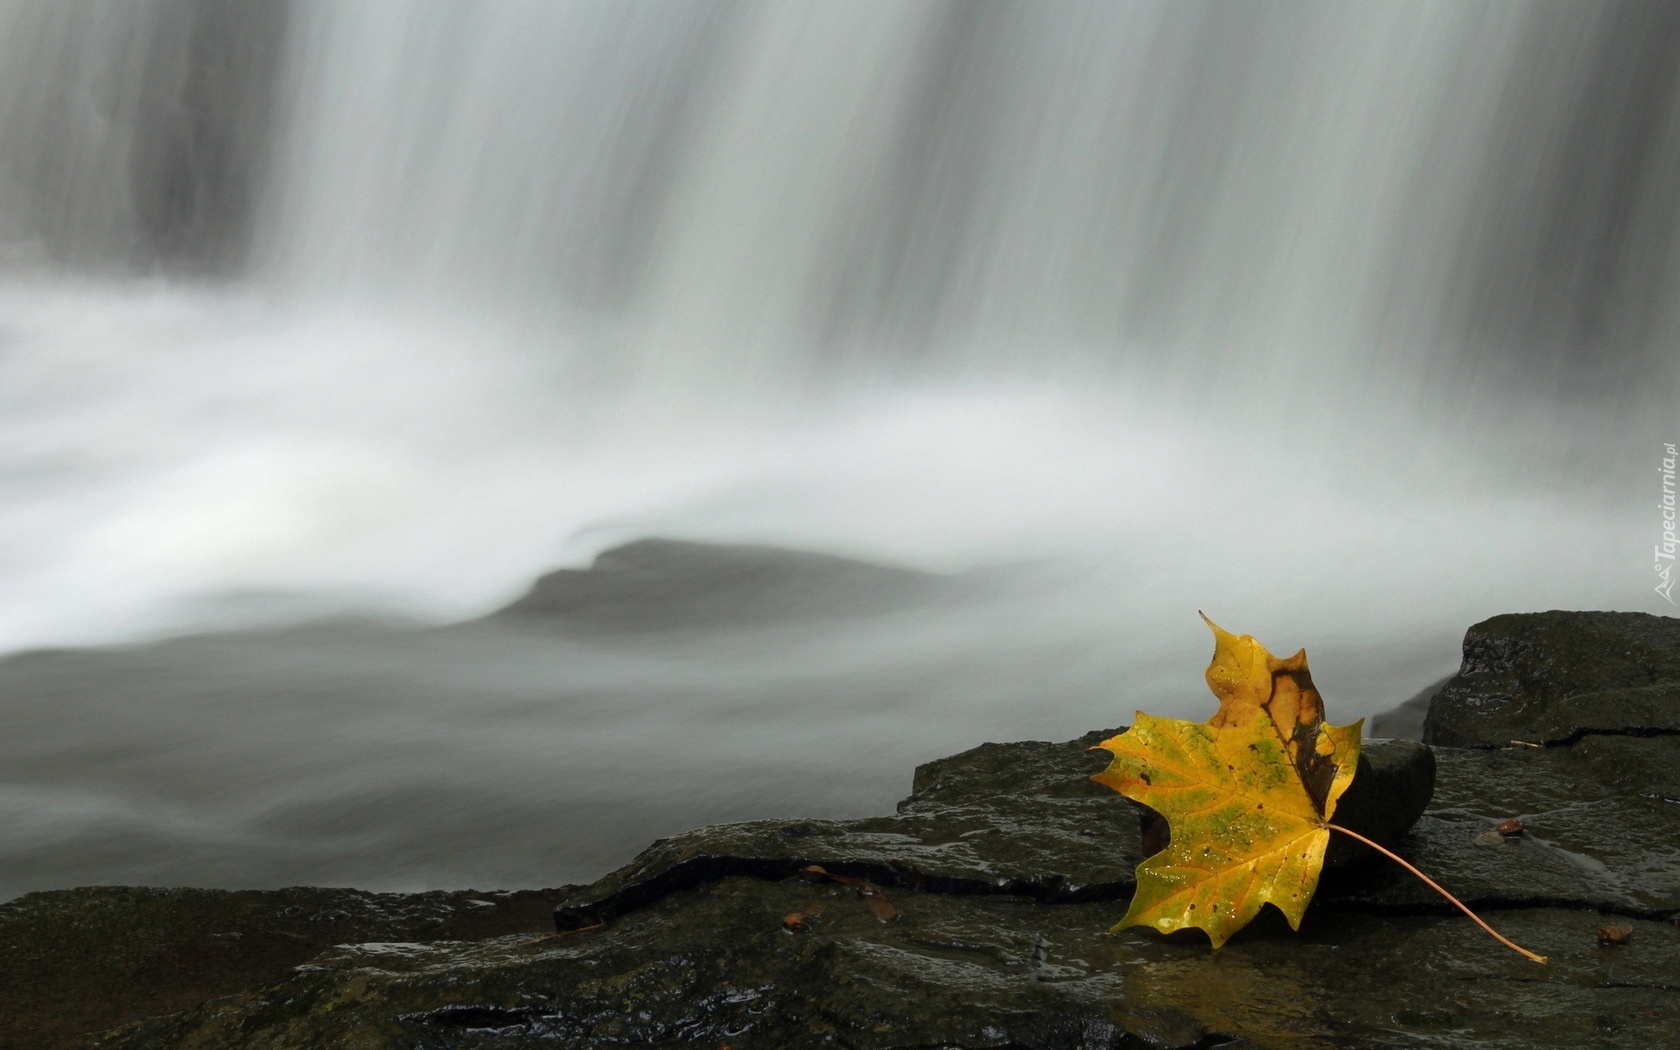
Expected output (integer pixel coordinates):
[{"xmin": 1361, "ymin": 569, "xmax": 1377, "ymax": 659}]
[{"xmin": 4, "ymin": 610, "xmax": 1677, "ymax": 1048}]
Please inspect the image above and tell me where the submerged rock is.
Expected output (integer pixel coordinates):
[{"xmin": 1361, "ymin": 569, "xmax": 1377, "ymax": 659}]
[
  {"xmin": 487, "ymin": 538, "xmax": 974, "ymax": 632},
  {"xmin": 1366, "ymin": 675, "xmax": 1450, "ymax": 740}
]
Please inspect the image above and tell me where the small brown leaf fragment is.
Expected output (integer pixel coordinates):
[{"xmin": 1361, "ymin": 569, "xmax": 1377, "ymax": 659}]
[
  {"xmin": 782, "ymin": 901, "xmax": 826, "ymax": 932},
  {"xmin": 798, "ymin": 865, "xmax": 829, "ymax": 880},
  {"xmin": 1475, "ymin": 818, "xmax": 1525, "ymax": 844},
  {"xmin": 862, "ymin": 890, "xmax": 899, "ymax": 923},
  {"xmin": 1596, "ymin": 924, "xmax": 1633, "ymax": 946}
]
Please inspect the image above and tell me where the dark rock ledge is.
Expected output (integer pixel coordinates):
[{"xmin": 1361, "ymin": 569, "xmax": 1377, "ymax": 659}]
[
  {"xmin": 2, "ymin": 611, "xmax": 1677, "ymax": 1049},
  {"xmin": 542, "ymin": 733, "xmax": 1435, "ymax": 938}
]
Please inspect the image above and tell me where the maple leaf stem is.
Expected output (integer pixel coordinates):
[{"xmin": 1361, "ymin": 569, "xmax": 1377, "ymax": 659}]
[{"xmin": 1326, "ymin": 822, "xmax": 1547, "ymax": 965}]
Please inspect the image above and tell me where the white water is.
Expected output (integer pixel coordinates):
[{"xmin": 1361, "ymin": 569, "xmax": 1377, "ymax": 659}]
[
  {"xmin": 2, "ymin": 0, "xmax": 1670, "ymax": 649},
  {"xmin": 0, "ymin": 272, "xmax": 1648, "ymax": 687},
  {"xmin": 0, "ymin": 0, "xmax": 1674, "ymax": 895}
]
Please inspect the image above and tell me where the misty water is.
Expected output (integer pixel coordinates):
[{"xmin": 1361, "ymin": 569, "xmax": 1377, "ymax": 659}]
[{"xmin": 1, "ymin": 1, "xmax": 1675, "ymax": 901}]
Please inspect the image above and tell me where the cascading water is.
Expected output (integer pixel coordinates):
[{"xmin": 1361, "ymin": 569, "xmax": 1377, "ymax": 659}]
[{"xmin": 1, "ymin": 0, "xmax": 1675, "ymax": 897}]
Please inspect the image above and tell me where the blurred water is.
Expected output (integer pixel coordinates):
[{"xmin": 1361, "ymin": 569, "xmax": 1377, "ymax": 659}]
[{"xmin": 0, "ymin": 0, "xmax": 1674, "ymax": 898}]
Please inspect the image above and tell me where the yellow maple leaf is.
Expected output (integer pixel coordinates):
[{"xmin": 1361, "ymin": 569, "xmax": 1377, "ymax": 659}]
[
  {"xmin": 1092, "ymin": 617, "xmax": 1547, "ymax": 963},
  {"xmin": 1093, "ymin": 617, "xmax": 1361, "ymax": 946},
  {"xmin": 1093, "ymin": 709, "xmax": 1360, "ymax": 947}
]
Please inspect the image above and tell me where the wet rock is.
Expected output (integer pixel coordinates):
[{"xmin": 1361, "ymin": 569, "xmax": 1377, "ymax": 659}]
[
  {"xmin": 1423, "ymin": 611, "xmax": 1680, "ymax": 749},
  {"xmin": 1320, "ymin": 738, "xmax": 1436, "ymax": 869},
  {"xmin": 16, "ymin": 612, "xmax": 1680, "ymax": 1048},
  {"xmin": 94, "ymin": 878, "xmax": 1680, "ymax": 1049},
  {"xmin": 0, "ymin": 885, "xmax": 561, "ymax": 1050},
  {"xmin": 551, "ymin": 734, "xmax": 1433, "ymax": 932},
  {"xmin": 1324, "ymin": 611, "xmax": 1680, "ymax": 920},
  {"xmin": 1319, "ymin": 747, "xmax": 1680, "ymax": 916},
  {"xmin": 548, "ymin": 731, "xmax": 1137, "ymax": 932},
  {"xmin": 1566, "ymin": 733, "xmax": 1680, "ymax": 798},
  {"xmin": 70, "ymin": 734, "xmax": 1445, "ymax": 1049},
  {"xmin": 487, "ymin": 538, "xmax": 972, "ymax": 632}
]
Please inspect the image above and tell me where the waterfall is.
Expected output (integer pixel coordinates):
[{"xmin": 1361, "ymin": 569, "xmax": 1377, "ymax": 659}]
[
  {"xmin": 0, "ymin": 0, "xmax": 282, "ymax": 271},
  {"xmin": 255, "ymin": 1, "xmax": 1680, "ymax": 392},
  {"xmin": 0, "ymin": 0, "xmax": 1675, "ymax": 648}
]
